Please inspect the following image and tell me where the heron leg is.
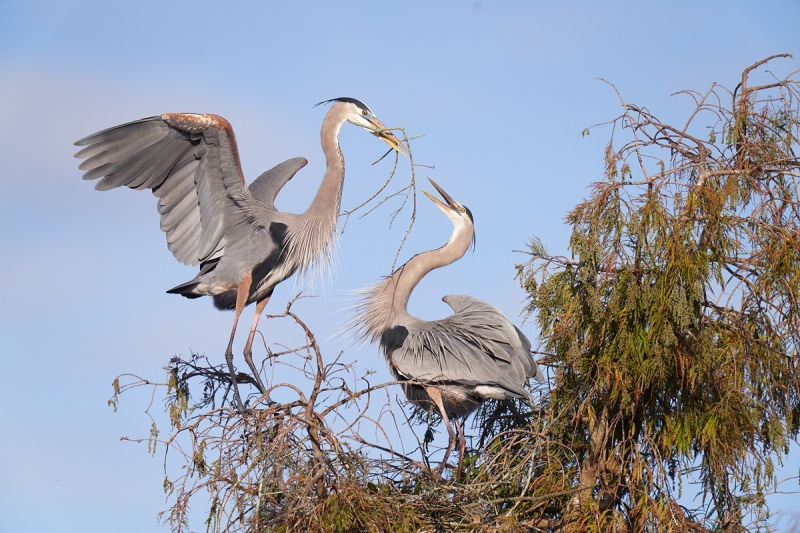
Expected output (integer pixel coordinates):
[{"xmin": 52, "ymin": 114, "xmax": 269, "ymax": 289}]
[
  {"xmin": 243, "ymin": 296, "xmax": 271, "ymax": 402},
  {"xmin": 426, "ymin": 387, "xmax": 457, "ymax": 474},
  {"xmin": 225, "ymin": 273, "xmax": 252, "ymax": 413},
  {"xmin": 455, "ymin": 418, "xmax": 467, "ymax": 482}
]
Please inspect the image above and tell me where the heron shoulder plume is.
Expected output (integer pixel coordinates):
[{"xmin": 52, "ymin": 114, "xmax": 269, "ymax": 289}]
[
  {"xmin": 347, "ymin": 270, "xmax": 405, "ymax": 347},
  {"xmin": 284, "ymin": 202, "xmax": 341, "ymax": 282}
]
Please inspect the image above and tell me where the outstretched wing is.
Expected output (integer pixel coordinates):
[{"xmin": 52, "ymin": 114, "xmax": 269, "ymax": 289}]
[
  {"xmin": 248, "ymin": 157, "xmax": 308, "ymax": 211},
  {"xmin": 75, "ymin": 113, "xmax": 259, "ymax": 266},
  {"xmin": 389, "ymin": 295, "xmax": 542, "ymax": 398}
]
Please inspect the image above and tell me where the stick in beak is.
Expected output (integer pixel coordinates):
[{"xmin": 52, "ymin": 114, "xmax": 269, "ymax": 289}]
[{"xmin": 365, "ymin": 117, "xmax": 407, "ymax": 156}]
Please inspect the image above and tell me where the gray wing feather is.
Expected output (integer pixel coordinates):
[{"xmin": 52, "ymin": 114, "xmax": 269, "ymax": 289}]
[
  {"xmin": 442, "ymin": 295, "xmax": 544, "ymax": 382},
  {"xmin": 75, "ymin": 118, "xmax": 163, "ymax": 148},
  {"xmin": 91, "ymin": 134, "xmax": 183, "ymax": 189},
  {"xmin": 197, "ymin": 214, "xmax": 226, "ymax": 260},
  {"xmin": 75, "ymin": 115, "xmax": 260, "ymax": 266},
  {"xmin": 161, "ymin": 184, "xmax": 198, "ymax": 229},
  {"xmin": 390, "ymin": 295, "xmax": 544, "ymax": 396},
  {"xmin": 157, "ymin": 170, "xmax": 197, "ymax": 217},
  {"xmin": 77, "ymin": 125, "xmax": 165, "ymax": 169},
  {"xmin": 156, "ymin": 159, "xmax": 198, "ymax": 204},
  {"xmin": 248, "ymin": 157, "xmax": 308, "ymax": 210},
  {"xmin": 172, "ymin": 223, "xmax": 202, "ymax": 265},
  {"xmin": 513, "ymin": 325, "xmax": 545, "ymax": 382},
  {"xmin": 167, "ymin": 209, "xmax": 201, "ymax": 244}
]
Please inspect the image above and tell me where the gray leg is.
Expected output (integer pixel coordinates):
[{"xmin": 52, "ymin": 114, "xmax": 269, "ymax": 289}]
[
  {"xmin": 225, "ymin": 273, "xmax": 252, "ymax": 413},
  {"xmin": 455, "ymin": 418, "xmax": 466, "ymax": 482},
  {"xmin": 426, "ymin": 387, "xmax": 456, "ymax": 473},
  {"xmin": 243, "ymin": 296, "xmax": 272, "ymax": 402}
]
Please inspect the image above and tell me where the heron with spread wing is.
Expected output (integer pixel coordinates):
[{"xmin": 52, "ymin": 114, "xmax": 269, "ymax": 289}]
[
  {"xmin": 75, "ymin": 98, "xmax": 405, "ymax": 409},
  {"xmin": 351, "ymin": 179, "xmax": 545, "ymax": 471}
]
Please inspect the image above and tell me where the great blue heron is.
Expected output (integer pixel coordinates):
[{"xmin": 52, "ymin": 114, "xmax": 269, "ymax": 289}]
[
  {"xmin": 75, "ymin": 97, "xmax": 405, "ymax": 408},
  {"xmin": 351, "ymin": 179, "xmax": 545, "ymax": 471}
]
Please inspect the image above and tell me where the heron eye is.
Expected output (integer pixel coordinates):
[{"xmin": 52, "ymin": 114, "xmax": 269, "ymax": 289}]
[
  {"xmin": 460, "ymin": 207, "xmax": 466, "ymax": 213},
  {"xmin": 362, "ymin": 110, "xmax": 368, "ymax": 116}
]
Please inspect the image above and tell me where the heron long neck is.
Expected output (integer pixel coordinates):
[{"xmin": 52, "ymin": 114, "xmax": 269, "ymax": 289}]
[
  {"xmin": 287, "ymin": 106, "xmax": 348, "ymax": 276},
  {"xmin": 354, "ymin": 221, "xmax": 473, "ymax": 343}
]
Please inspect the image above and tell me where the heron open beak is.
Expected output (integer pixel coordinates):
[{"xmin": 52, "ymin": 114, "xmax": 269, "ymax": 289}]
[
  {"xmin": 364, "ymin": 116, "xmax": 407, "ymax": 156},
  {"xmin": 423, "ymin": 178, "xmax": 458, "ymax": 213}
]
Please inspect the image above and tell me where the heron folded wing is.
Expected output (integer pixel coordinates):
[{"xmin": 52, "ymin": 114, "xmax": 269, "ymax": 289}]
[
  {"xmin": 391, "ymin": 317, "xmax": 532, "ymax": 399},
  {"xmin": 443, "ymin": 294, "xmax": 543, "ymax": 382},
  {"xmin": 75, "ymin": 114, "xmax": 260, "ymax": 267},
  {"xmin": 514, "ymin": 325, "xmax": 545, "ymax": 382}
]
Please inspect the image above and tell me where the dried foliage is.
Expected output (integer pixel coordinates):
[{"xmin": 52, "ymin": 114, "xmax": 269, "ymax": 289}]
[
  {"xmin": 111, "ymin": 57, "xmax": 800, "ymax": 532},
  {"xmin": 112, "ymin": 298, "xmax": 554, "ymax": 532},
  {"xmin": 516, "ymin": 55, "xmax": 800, "ymax": 531}
]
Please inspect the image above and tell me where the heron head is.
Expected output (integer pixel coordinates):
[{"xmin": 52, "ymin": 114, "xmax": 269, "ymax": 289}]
[
  {"xmin": 423, "ymin": 178, "xmax": 476, "ymax": 251},
  {"xmin": 315, "ymin": 97, "xmax": 407, "ymax": 155}
]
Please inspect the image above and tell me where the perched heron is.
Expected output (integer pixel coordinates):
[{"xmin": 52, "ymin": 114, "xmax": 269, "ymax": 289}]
[
  {"xmin": 75, "ymin": 97, "xmax": 405, "ymax": 407},
  {"xmin": 351, "ymin": 179, "xmax": 545, "ymax": 471}
]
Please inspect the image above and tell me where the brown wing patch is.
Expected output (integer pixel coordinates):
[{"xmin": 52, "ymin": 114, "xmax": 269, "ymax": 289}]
[{"xmin": 161, "ymin": 113, "xmax": 244, "ymax": 186}]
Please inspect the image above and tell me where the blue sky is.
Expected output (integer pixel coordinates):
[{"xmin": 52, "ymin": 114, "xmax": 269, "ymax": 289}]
[{"xmin": 1, "ymin": 1, "xmax": 799, "ymax": 531}]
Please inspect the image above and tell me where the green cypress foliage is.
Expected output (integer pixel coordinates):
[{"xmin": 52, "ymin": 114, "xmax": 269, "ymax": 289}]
[{"xmin": 516, "ymin": 55, "xmax": 800, "ymax": 531}]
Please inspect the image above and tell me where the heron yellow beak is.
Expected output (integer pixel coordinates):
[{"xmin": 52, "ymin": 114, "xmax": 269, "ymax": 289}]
[
  {"xmin": 365, "ymin": 117, "xmax": 407, "ymax": 156},
  {"xmin": 423, "ymin": 178, "xmax": 458, "ymax": 212}
]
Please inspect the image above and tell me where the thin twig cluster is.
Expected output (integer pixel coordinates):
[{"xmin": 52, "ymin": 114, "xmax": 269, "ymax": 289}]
[{"xmin": 112, "ymin": 297, "xmax": 557, "ymax": 532}]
